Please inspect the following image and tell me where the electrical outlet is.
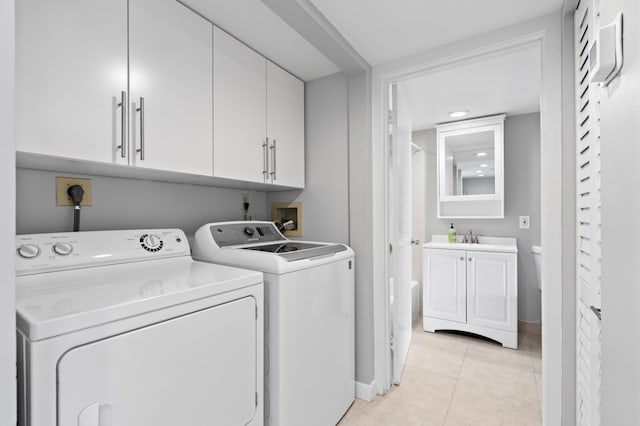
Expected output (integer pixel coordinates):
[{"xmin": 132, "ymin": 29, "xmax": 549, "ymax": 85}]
[
  {"xmin": 56, "ymin": 177, "xmax": 92, "ymax": 206},
  {"xmin": 519, "ymin": 215, "xmax": 530, "ymax": 230}
]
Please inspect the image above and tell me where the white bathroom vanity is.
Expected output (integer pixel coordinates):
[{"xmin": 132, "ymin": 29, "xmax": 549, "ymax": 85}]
[{"xmin": 423, "ymin": 235, "xmax": 518, "ymax": 349}]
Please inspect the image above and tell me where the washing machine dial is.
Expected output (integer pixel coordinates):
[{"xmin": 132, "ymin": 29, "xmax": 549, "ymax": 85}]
[
  {"xmin": 140, "ymin": 234, "xmax": 164, "ymax": 252},
  {"xmin": 53, "ymin": 242, "xmax": 73, "ymax": 256},
  {"xmin": 244, "ymin": 227, "xmax": 255, "ymax": 237},
  {"xmin": 17, "ymin": 244, "xmax": 41, "ymax": 259}
]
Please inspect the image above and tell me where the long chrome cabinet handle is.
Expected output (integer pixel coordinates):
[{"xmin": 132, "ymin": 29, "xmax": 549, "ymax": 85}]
[
  {"xmin": 270, "ymin": 139, "xmax": 277, "ymax": 181},
  {"xmin": 262, "ymin": 138, "xmax": 269, "ymax": 180},
  {"xmin": 136, "ymin": 97, "xmax": 145, "ymax": 160},
  {"xmin": 117, "ymin": 91, "xmax": 127, "ymax": 158}
]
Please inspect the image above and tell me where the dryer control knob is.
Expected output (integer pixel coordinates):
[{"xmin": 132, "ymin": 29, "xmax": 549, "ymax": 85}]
[
  {"xmin": 53, "ymin": 242, "xmax": 73, "ymax": 256},
  {"xmin": 244, "ymin": 227, "xmax": 255, "ymax": 237},
  {"xmin": 143, "ymin": 234, "xmax": 162, "ymax": 249},
  {"xmin": 17, "ymin": 244, "xmax": 41, "ymax": 259}
]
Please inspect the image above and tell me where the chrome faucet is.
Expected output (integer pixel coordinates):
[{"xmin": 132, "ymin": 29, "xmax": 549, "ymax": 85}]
[{"xmin": 463, "ymin": 229, "xmax": 480, "ymax": 244}]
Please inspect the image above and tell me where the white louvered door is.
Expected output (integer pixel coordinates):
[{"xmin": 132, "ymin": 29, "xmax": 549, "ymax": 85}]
[{"xmin": 574, "ymin": 1, "xmax": 602, "ymax": 425}]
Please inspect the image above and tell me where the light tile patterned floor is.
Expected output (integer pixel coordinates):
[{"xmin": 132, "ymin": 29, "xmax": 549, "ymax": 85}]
[{"xmin": 339, "ymin": 320, "xmax": 542, "ymax": 426}]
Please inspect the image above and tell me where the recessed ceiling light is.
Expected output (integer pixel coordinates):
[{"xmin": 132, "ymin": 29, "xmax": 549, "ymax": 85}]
[
  {"xmin": 476, "ymin": 152, "xmax": 487, "ymax": 157},
  {"xmin": 480, "ymin": 164, "xmax": 488, "ymax": 167},
  {"xmin": 476, "ymin": 170, "xmax": 483, "ymax": 174},
  {"xmin": 448, "ymin": 110, "xmax": 469, "ymax": 118},
  {"xmin": 478, "ymin": 174, "xmax": 484, "ymax": 177}
]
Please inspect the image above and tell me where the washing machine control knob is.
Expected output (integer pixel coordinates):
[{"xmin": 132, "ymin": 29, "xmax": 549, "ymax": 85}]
[
  {"xmin": 17, "ymin": 244, "xmax": 41, "ymax": 259},
  {"xmin": 53, "ymin": 242, "xmax": 73, "ymax": 256},
  {"xmin": 140, "ymin": 234, "xmax": 163, "ymax": 252},
  {"xmin": 243, "ymin": 227, "xmax": 255, "ymax": 237}
]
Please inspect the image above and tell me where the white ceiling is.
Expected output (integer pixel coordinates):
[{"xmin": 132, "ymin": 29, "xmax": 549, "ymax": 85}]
[
  {"xmin": 178, "ymin": 0, "xmax": 340, "ymax": 81},
  {"xmin": 398, "ymin": 44, "xmax": 541, "ymax": 130},
  {"xmin": 308, "ymin": 0, "xmax": 563, "ymax": 65}
]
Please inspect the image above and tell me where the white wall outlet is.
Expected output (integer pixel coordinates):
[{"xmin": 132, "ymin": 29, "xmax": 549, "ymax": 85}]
[{"xmin": 519, "ymin": 215, "xmax": 531, "ymax": 230}]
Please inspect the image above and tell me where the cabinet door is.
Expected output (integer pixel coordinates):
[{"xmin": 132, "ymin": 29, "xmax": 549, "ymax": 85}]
[
  {"xmin": 16, "ymin": 0, "xmax": 128, "ymax": 164},
  {"xmin": 266, "ymin": 61, "xmax": 305, "ymax": 188},
  {"xmin": 213, "ymin": 26, "xmax": 267, "ymax": 184},
  {"xmin": 423, "ymin": 249, "xmax": 466, "ymax": 323},
  {"xmin": 466, "ymin": 251, "xmax": 517, "ymax": 331},
  {"xmin": 129, "ymin": 0, "xmax": 213, "ymax": 176}
]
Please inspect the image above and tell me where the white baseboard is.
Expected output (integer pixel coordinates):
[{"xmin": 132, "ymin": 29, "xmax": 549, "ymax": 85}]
[{"xmin": 355, "ymin": 380, "xmax": 377, "ymax": 402}]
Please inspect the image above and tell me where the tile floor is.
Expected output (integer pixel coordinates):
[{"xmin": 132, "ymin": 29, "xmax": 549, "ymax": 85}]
[{"xmin": 339, "ymin": 320, "xmax": 542, "ymax": 426}]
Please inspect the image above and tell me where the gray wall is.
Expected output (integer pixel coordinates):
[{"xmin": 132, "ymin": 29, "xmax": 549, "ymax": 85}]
[
  {"xmin": 414, "ymin": 112, "xmax": 542, "ymax": 323},
  {"xmin": 16, "ymin": 169, "xmax": 268, "ymax": 236},
  {"xmin": 267, "ymin": 72, "xmax": 349, "ymax": 244},
  {"xmin": 1, "ymin": 0, "xmax": 16, "ymax": 423}
]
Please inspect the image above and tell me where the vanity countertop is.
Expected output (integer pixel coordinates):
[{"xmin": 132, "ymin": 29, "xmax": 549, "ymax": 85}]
[{"xmin": 424, "ymin": 235, "xmax": 518, "ymax": 253}]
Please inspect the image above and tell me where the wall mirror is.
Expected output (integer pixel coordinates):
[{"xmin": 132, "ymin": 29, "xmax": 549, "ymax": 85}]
[{"xmin": 436, "ymin": 114, "xmax": 505, "ymax": 218}]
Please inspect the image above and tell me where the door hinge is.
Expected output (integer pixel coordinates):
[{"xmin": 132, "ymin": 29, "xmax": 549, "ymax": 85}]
[
  {"xmin": 255, "ymin": 305, "xmax": 258, "ymax": 320},
  {"xmin": 255, "ymin": 391, "xmax": 258, "ymax": 407},
  {"xmin": 390, "ymin": 334, "xmax": 395, "ymax": 352}
]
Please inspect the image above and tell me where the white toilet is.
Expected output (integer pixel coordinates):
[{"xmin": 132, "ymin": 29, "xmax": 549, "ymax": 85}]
[{"xmin": 532, "ymin": 245, "xmax": 542, "ymax": 290}]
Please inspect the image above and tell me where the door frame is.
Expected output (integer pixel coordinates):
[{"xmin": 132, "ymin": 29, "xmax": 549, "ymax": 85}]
[{"xmin": 370, "ymin": 13, "xmax": 573, "ymax": 424}]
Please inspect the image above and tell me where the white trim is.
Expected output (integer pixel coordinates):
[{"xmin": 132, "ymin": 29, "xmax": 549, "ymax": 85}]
[
  {"xmin": 355, "ymin": 380, "xmax": 378, "ymax": 402},
  {"xmin": 371, "ymin": 13, "xmax": 567, "ymax": 424}
]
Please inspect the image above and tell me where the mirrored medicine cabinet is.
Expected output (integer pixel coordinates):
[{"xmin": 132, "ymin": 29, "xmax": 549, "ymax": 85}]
[{"xmin": 436, "ymin": 114, "xmax": 505, "ymax": 218}]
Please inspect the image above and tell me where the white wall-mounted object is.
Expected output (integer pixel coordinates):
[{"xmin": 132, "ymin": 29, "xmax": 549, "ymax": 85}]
[
  {"xmin": 519, "ymin": 215, "xmax": 531, "ymax": 229},
  {"xmin": 213, "ymin": 26, "xmax": 305, "ymax": 188},
  {"xmin": 422, "ymin": 235, "xmax": 518, "ymax": 348},
  {"xmin": 16, "ymin": 0, "xmax": 213, "ymax": 176},
  {"xmin": 15, "ymin": 0, "xmax": 305, "ymax": 191},
  {"xmin": 436, "ymin": 114, "xmax": 505, "ymax": 218},
  {"xmin": 589, "ymin": 12, "xmax": 623, "ymax": 87}
]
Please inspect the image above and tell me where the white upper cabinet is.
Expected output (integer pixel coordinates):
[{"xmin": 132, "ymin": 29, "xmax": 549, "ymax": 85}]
[
  {"xmin": 129, "ymin": 0, "xmax": 213, "ymax": 176},
  {"xmin": 266, "ymin": 61, "xmax": 305, "ymax": 188},
  {"xmin": 213, "ymin": 26, "xmax": 305, "ymax": 188},
  {"xmin": 16, "ymin": 0, "xmax": 128, "ymax": 164},
  {"xmin": 16, "ymin": 0, "xmax": 213, "ymax": 176},
  {"xmin": 213, "ymin": 27, "xmax": 267, "ymax": 184}
]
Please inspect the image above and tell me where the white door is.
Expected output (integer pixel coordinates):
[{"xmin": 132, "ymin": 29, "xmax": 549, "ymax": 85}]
[
  {"xmin": 266, "ymin": 60, "xmax": 305, "ymax": 188},
  {"xmin": 466, "ymin": 251, "xmax": 516, "ymax": 331},
  {"xmin": 423, "ymin": 249, "xmax": 466, "ymax": 323},
  {"xmin": 213, "ymin": 26, "xmax": 267, "ymax": 184},
  {"xmin": 573, "ymin": 1, "xmax": 603, "ymax": 423},
  {"xmin": 15, "ymin": 0, "xmax": 128, "ymax": 164},
  {"xmin": 389, "ymin": 84, "xmax": 412, "ymax": 384},
  {"xmin": 129, "ymin": 0, "xmax": 213, "ymax": 176},
  {"xmin": 58, "ymin": 297, "xmax": 258, "ymax": 426}
]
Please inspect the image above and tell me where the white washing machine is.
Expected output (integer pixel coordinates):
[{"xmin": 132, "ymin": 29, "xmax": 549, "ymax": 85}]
[
  {"xmin": 15, "ymin": 229, "xmax": 264, "ymax": 426},
  {"xmin": 191, "ymin": 221, "xmax": 355, "ymax": 426}
]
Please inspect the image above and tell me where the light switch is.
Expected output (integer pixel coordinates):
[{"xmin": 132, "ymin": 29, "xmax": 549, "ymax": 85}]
[{"xmin": 519, "ymin": 216, "xmax": 530, "ymax": 230}]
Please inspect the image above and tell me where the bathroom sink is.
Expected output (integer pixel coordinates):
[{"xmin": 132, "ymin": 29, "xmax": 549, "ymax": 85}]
[{"xmin": 424, "ymin": 235, "xmax": 518, "ymax": 253}]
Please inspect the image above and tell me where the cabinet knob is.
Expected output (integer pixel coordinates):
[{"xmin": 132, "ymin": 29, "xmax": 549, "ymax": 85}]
[
  {"xmin": 459, "ymin": 257, "xmax": 464, "ymax": 260},
  {"xmin": 468, "ymin": 257, "xmax": 473, "ymax": 261}
]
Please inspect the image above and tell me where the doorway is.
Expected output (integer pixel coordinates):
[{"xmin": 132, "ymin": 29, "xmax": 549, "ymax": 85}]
[{"xmin": 372, "ymin": 17, "xmax": 568, "ymax": 424}]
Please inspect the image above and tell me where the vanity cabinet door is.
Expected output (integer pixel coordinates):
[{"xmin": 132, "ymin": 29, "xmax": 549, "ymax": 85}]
[
  {"xmin": 466, "ymin": 251, "xmax": 517, "ymax": 331},
  {"xmin": 423, "ymin": 249, "xmax": 466, "ymax": 323}
]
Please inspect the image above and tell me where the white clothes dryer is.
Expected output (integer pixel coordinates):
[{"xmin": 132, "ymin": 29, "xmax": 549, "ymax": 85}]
[
  {"xmin": 191, "ymin": 221, "xmax": 355, "ymax": 426},
  {"xmin": 15, "ymin": 229, "xmax": 264, "ymax": 426}
]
